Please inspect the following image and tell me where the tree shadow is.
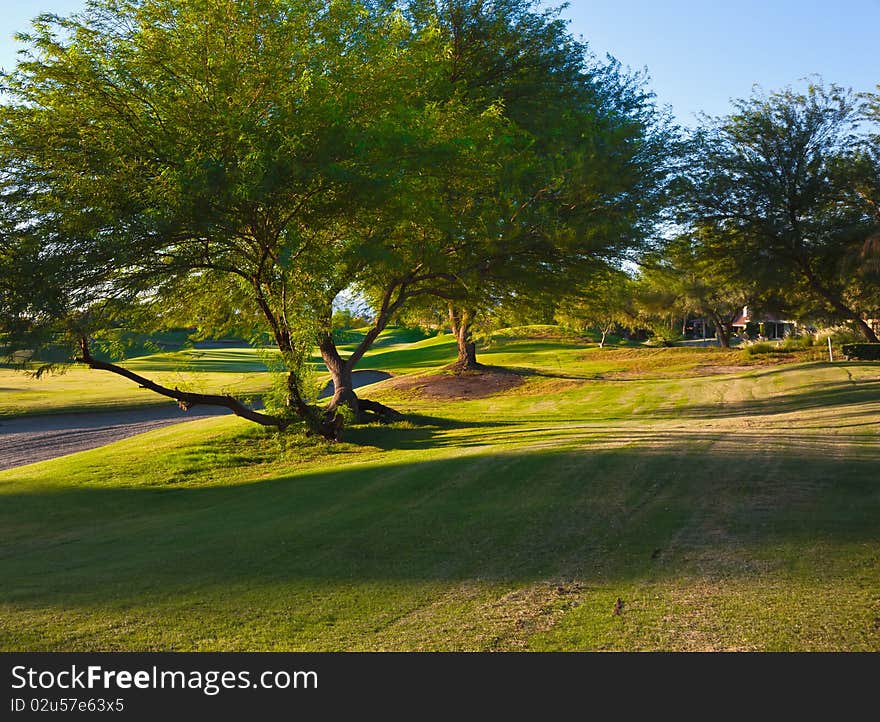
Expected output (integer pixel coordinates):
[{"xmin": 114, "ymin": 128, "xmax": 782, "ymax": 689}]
[
  {"xmin": 649, "ymin": 378, "xmax": 880, "ymax": 421},
  {"xmin": 1, "ymin": 439, "xmax": 877, "ymax": 611},
  {"xmin": 345, "ymin": 414, "xmax": 513, "ymax": 450}
]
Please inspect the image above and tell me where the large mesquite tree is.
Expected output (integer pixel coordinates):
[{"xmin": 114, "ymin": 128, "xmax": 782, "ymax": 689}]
[
  {"xmin": 1, "ymin": 0, "xmax": 674, "ymax": 435},
  {"xmin": 0, "ymin": 0, "xmax": 502, "ymax": 435}
]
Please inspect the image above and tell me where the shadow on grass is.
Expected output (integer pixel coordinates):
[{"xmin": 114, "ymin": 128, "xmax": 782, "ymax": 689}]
[
  {"xmin": 648, "ymin": 377, "xmax": 880, "ymax": 421},
  {"xmin": 345, "ymin": 414, "xmax": 513, "ymax": 450},
  {"xmin": 1, "ymin": 438, "xmax": 878, "ymax": 609},
  {"xmin": 125, "ymin": 349, "xmax": 272, "ymax": 374}
]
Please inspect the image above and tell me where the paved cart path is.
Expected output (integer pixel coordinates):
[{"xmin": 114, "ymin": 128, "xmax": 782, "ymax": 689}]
[
  {"xmin": 0, "ymin": 369, "xmax": 392, "ymax": 471},
  {"xmin": 0, "ymin": 405, "xmax": 230, "ymax": 472}
]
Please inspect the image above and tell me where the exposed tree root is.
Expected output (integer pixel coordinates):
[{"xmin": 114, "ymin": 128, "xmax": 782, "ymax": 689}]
[
  {"xmin": 444, "ymin": 359, "xmax": 488, "ymax": 373},
  {"xmin": 357, "ymin": 398, "xmax": 405, "ymax": 423}
]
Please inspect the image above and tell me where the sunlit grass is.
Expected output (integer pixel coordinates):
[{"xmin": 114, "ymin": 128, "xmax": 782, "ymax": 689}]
[
  {"xmin": 0, "ymin": 328, "xmax": 449, "ymax": 417},
  {"xmin": 1, "ymin": 328, "xmax": 878, "ymax": 650}
]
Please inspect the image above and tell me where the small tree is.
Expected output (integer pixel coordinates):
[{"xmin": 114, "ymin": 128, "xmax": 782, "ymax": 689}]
[
  {"xmin": 639, "ymin": 231, "xmax": 755, "ymax": 348},
  {"xmin": 554, "ymin": 267, "xmax": 636, "ymax": 347}
]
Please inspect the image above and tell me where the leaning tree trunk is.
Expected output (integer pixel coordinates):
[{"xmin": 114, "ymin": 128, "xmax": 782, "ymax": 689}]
[
  {"xmin": 73, "ymin": 336, "xmax": 344, "ymax": 439},
  {"xmin": 448, "ymin": 304, "xmax": 481, "ymax": 371},
  {"xmin": 855, "ymin": 318, "xmax": 880, "ymax": 343},
  {"xmin": 319, "ymin": 334, "xmax": 359, "ymax": 415},
  {"xmin": 822, "ymin": 293, "xmax": 878, "ymax": 342},
  {"xmin": 318, "ymin": 332, "xmax": 401, "ymax": 423},
  {"xmin": 800, "ymin": 260, "xmax": 880, "ymax": 342}
]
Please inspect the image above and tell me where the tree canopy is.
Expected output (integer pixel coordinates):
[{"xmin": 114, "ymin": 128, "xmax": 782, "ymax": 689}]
[
  {"xmin": 363, "ymin": 1, "xmax": 674, "ymax": 368},
  {"xmin": 677, "ymin": 83, "xmax": 880, "ymax": 342},
  {"xmin": 0, "ymin": 0, "xmax": 672, "ymax": 437},
  {"xmin": 0, "ymin": 0, "xmax": 492, "ymax": 431}
]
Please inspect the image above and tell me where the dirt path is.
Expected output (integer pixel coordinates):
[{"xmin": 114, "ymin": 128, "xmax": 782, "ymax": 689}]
[{"xmin": 0, "ymin": 406, "xmax": 230, "ymax": 472}]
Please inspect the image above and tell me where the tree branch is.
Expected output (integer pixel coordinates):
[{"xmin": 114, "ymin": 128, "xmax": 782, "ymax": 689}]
[{"xmin": 75, "ymin": 337, "xmax": 288, "ymax": 429}]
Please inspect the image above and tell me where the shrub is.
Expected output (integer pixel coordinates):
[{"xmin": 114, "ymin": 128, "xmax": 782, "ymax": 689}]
[
  {"xmin": 816, "ymin": 326, "xmax": 863, "ymax": 345},
  {"xmin": 742, "ymin": 342, "xmax": 776, "ymax": 358},
  {"xmin": 781, "ymin": 334, "xmax": 814, "ymax": 352},
  {"xmin": 841, "ymin": 344, "xmax": 880, "ymax": 361},
  {"xmin": 646, "ymin": 326, "xmax": 683, "ymax": 347}
]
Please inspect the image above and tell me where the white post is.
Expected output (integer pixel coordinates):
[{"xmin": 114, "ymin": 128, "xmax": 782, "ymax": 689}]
[{"xmin": 828, "ymin": 337, "xmax": 833, "ymax": 362}]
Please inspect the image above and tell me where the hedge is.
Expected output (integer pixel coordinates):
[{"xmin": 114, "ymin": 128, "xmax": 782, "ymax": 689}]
[{"xmin": 841, "ymin": 343, "xmax": 880, "ymax": 361}]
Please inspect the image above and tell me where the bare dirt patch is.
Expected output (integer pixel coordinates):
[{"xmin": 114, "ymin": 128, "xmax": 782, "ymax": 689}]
[
  {"xmin": 693, "ymin": 364, "xmax": 760, "ymax": 375},
  {"xmin": 385, "ymin": 367, "xmax": 524, "ymax": 400}
]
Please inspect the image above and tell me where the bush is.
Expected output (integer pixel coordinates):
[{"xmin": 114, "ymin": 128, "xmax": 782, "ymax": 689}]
[
  {"xmin": 816, "ymin": 326, "xmax": 863, "ymax": 346},
  {"xmin": 841, "ymin": 343, "xmax": 880, "ymax": 361},
  {"xmin": 331, "ymin": 308, "xmax": 372, "ymax": 332},
  {"xmin": 742, "ymin": 342, "xmax": 776, "ymax": 358},
  {"xmin": 780, "ymin": 334, "xmax": 814, "ymax": 352},
  {"xmin": 646, "ymin": 326, "xmax": 683, "ymax": 347}
]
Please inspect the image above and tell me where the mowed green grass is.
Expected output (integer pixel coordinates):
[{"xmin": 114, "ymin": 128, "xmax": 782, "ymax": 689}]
[
  {"xmin": 0, "ymin": 328, "xmax": 435, "ymax": 417},
  {"xmin": 1, "ymin": 329, "xmax": 879, "ymax": 650},
  {"xmin": 0, "ymin": 324, "xmax": 815, "ymax": 417}
]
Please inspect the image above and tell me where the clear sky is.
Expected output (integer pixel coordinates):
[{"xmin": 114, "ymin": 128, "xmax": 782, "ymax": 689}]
[
  {"xmin": 1, "ymin": 0, "xmax": 877, "ymax": 125},
  {"xmin": 554, "ymin": 0, "xmax": 880, "ymax": 125}
]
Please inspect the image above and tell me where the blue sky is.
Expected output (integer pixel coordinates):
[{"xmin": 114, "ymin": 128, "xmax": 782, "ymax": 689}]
[
  {"xmin": 554, "ymin": 0, "xmax": 880, "ymax": 125},
  {"xmin": 1, "ymin": 0, "xmax": 877, "ymax": 125}
]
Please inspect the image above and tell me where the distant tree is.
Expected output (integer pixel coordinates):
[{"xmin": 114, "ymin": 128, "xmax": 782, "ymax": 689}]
[
  {"xmin": 640, "ymin": 230, "xmax": 755, "ymax": 348},
  {"xmin": 554, "ymin": 266, "xmax": 636, "ymax": 347},
  {"xmin": 679, "ymin": 83, "xmax": 880, "ymax": 342}
]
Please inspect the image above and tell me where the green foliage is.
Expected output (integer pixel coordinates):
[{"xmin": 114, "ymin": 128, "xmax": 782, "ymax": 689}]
[
  {"xmin": 679, "ymin": 82, "xmax": 880, "ymax": 341},
  {"xmin": 638, "ymin": 229, "xmax": 755, "ymax": 346},
  {"xmin": 645, "ymin": 324, "xmax": 684, "ymax": 347},
  {"xmin": 258, "ymin": 320, "xmax": 321, "ymax": 424},
  {"xmin": 780, "ymin": 335, "xmax": 814, "ymax": 351},
  {"xmin": 331, "ymin": 309, "xmax": 372, "ymax": 333},
  {"xmin": 554, "ymin": 265, "xmax": 637, "ymax": 343},
  {"xmin": 364, "ymin": 0, "xmax": 676, "ymax": 344},
  {"xmin": 333, "ymin": 402, "xmax": 358, "ymax": 428},
  {"xmin": 816, "ymin": 326, "xmax": 866, "ymax": 345},
  {"xmin": 742, "ymin": 342, "xmax": 777, "ymax": 358},
  {"xmin": 0, "ymin": 0, "xmax": 488, "ymax": 366},
  {"xmin": 740, "ymin": 337, "xmax": 818, "ymax": 359}
]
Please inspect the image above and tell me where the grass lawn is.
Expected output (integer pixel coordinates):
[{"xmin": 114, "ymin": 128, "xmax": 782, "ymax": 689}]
[
  {"xmin": 0, "ymin": 327, "xmax": 434, "ymax": 417},
  {"xmin": 1, "ymin": 328, "xmax": 878, "ymax": 650}
]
